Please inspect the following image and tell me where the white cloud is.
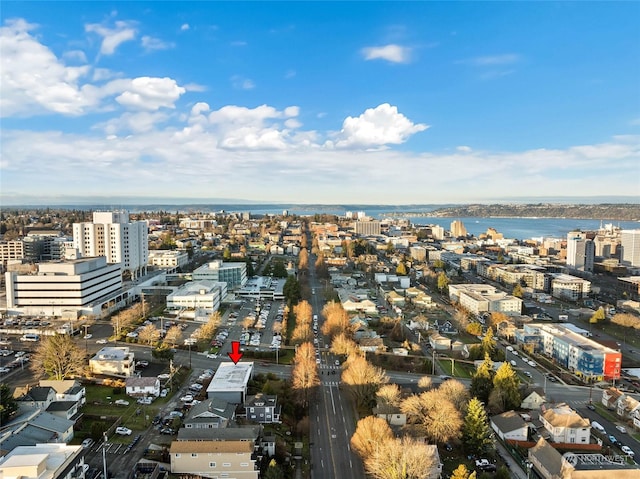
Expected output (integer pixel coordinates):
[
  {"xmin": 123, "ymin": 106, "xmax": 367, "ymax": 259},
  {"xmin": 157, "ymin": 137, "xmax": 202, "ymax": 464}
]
[
  {"xmin": 85, "ymin": 20, "xmax": 137, "ymax": 55},
  {"xmin": 457, "ymin": 146, "xmax": 472, "ymax": 153},
  {"xmin": 180, "ymin": 23, "xmax": 190, "ymax": 31},
  {"xmin": 462, "ymin": 54, "xmax": 520, "ymax": 66},
  {"xmin": 141, "ymin": 35, "xmax": 174, "ymax": 51},
  {"xmin": 113, "ymin": 77, "xmax": 186, "ymax": 111},
  {"xmin": 0, "ymin": 18, "xmax": 98, "ymax": 116},
  {"xmin": 362, "ymin": 44, "xmax": 411, "ymax": 63},
  {"xmin": 330, "ymin": 103, "xmax": 428, "ymax": 149},
  {"xmin": 231, "ymin": 75, "xmax": 255, "ymax": 90},
  {"xmin": 63, "ymin": 49, "xmax": 88, "ymax": 63},
  {"xmin": 95, "ymin": 111, "xmax": 170, "ymax": 134}
]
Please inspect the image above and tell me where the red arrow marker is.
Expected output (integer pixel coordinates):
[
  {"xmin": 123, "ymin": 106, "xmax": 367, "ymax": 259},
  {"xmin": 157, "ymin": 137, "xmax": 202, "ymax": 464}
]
[{"xmin": 228, "ymin": 341, "xmax": 243, "ymax": 364}]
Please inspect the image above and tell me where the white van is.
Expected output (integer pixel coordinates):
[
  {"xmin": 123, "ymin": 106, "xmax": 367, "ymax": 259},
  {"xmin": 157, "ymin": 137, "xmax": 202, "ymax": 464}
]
[
  {"xmin": 20, "ymin": 334, "xmax": 40, "ymax": 342},
  {"xmin": 591, "ymin": 421, "xmax": 606, "ymax": 434}
]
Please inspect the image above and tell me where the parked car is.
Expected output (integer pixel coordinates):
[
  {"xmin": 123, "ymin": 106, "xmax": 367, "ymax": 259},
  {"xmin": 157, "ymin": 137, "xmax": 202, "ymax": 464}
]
[
  {"xmin": 616, "ymin": 425, "xmax": 627, "ymax": 434},
  {"xmin": 180, "ymin": 395, "xmax": 194, "ymax": 403},
  {"xmin": 587, "ymin": 403, "xmax": 596, "ymax": 411},
  {"xmin": 137, "ymin": 397, "xmax": 153, "ymax": 405},
  {"xmin": 621, "ymin": 445, "xmax": 635, "ymax": 457},
  {"xmin": 96, "ymin": 339, "xmax": 108, "ymax": 344},
  {"xmin": 84, "ymin": 334, "xmax": 92, "ymax": 339},
  {"xmin": 158, "ymin": 373, "xmax": 171, "ymax": 380},
  {"xmin": 115, "ymin": 427, "xmax": 132, "ymax": 436},
  {"xmin": 114, "ymin": 399, "xmax": 129, "ymax": 406},
  {"xmin": 81, "ymin": 438, "xmax": 94, "ymax": 449},
  {"xmin": 160, "ymin": 389, "xmax": 168, "ymax": 397}
]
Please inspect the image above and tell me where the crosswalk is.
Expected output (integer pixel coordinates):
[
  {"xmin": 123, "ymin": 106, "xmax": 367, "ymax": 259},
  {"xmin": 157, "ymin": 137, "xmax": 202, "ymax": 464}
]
[{"xmin": 322, "ymin": 381, "xmax": 340, "ymax": 387}]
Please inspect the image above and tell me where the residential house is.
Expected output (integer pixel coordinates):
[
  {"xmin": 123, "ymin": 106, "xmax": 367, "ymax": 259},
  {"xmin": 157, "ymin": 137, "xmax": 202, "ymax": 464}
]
[
  {"xmin": 358, "ymin": 337, "xmax": 385, "ymax": 353},
  {"xmin": 244, "ymin": 394, "xmax": 281, "ymax": 424},
  {"xmin": 125, "ymin": 377, "xmax": 161, "ymax": 398},
  {"xmin": 539, "ymin": 403, "xmax": 590, "ymax": 444},
  {"xmin": 490, "ymin": 411, "xmax": 528, "ymax": 442},
  {"xmin": 14, "ymin": 386, "xmax": 57, "ymax": 414},
  {"xmin": 617, "ymin": 394, "xmax": 640, "ymax": 421},
  {"xmin": 373, "ymin": 405, "xmax": 407, "ymax": 427},
  {"xmin": 602, "ymin": 388, "xmax": 623, "ymax": 411},
  {"xmin": 429, "ymin": 333, "xmax": 451, "ymax": 351},
  {"xmin": 39, "ymin": 380, "xmax": 86, "ymax": 407},
  {"xmin": 521, "ymin": 389, "xmax": 546, "ymax": 410},
  {"xmin": 0, "ymin": 411, "xmax": 75, "ymax": 451},
  {"xmin": 170, "ymin": 440, "xmax": 258, "ymax": 479},
  {"xmin": 45, "ymin": 401, "xmax": 79, "ymax": 421},
  {"xmin": 184, "ymin": 398, "xmax": 236, "ymax": 429}
]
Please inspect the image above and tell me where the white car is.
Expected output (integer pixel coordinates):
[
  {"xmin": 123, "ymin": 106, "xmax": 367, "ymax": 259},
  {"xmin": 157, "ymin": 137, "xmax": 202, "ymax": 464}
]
[
  {"xmin": 206, "ymin": 353, "xmax": 218, "ymax": 359},
  {"xmin": 114, "ymin": 399, "xmax": 129, "ymax": 406},
  {"xmin": 84, "ymin": 334, "xmax": 92, "ymax": 339},
  {"xmin": 616, "ymin": 425, "xmax": 628, "ymax": 434},
  {"xmin": 621, "ymin": 445, "xmax": 635, "ymax": 456},
  {"xmin": 160, "ymin": 389, "xmax": 168, "ymax": 397},
  {"xmin": 0, "ymin": 367, "xmax": 10, "ymax": 374},
  {"xmin": 115, "ymin": 427, "xmax": 132, "ymax": 436},
  {"xmin": 96, "ymin": 339, "xmax": 108, "ymax": 344},
  {"xmin": 180, "ymin": 395, "xmax": 194, "ymax": 402},
  {"xmin": 81, "ymin": 438, "xmax": 94, "ymax": 449},
  {"xmin": 158, "ymin": 373, "xmax": 171, "ymax": 380},
  {"xmin": 137, "ymin": 397, "xmax": 153, "ymax": 405}
]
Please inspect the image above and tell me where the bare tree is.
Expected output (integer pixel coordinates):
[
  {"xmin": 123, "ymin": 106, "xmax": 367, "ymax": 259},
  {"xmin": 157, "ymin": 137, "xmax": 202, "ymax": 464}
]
[
  {"xmin": 291, "ymin": 342, "xmax": 320, "ymax": 407},
  {"xmin": 341, "ymin": 355, "xmax": 388, "ymax": 410},
  {"xmin": 417, "ymin": 376, "xmax": 433, "ymax": 389},
  {"xmin": 330, "ymin": 333, "xmax": 361, "ymax": 357},
  {"xmin": 322, "ymin": 301, "xmax": 354, "ymax": 339},
  {"xmin": 438, "ymin": 379, "xmax": 470, "ymax": 413},
  {"xmin": 31, "ymin": 334, "xmax": 87, "ymax": 380},
  {"xmin": 137, "ymin": 324, "xmax": 160, "ymax": 345},
  {"xmin": 164, "ymin": 325, "xmax": 182, "ymax": 346},
  {"xmin": 110, "ymin": 303, "xmax": 143, "ymax": 337},
  {"xmin": 376, "ymin": 384, "xmax": 402, "ymax": 422},
  {"xmin": 350, "ymin": 416, "xmax": 393, "ymax": 458},
  {"xmin": 401, "ymin": 390, "xmax": 463, "ymax": 444},
  {"xmin": 365, "ymin": 436, "xmax": 439, "ymax": 479}
]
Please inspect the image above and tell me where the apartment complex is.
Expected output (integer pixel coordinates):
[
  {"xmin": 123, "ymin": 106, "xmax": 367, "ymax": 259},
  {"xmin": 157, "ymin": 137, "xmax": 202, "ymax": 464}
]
[
  {"xmin": 5, "ymin": 256, "xmax": 123, "ymax": 317},
  {"xmin": 566, "ymin": 231, "xmax": 595, "ymax": 272},
  {"xmin": 516, "ymin": 323, "xmax": 621, "ymax": 381},
  {"xmin": 448, "ymin": 283, "xmax": 523, "ymax": 316},
  {"xmin": 72, "ymin": 211, "xmax": 148, "ymax": 280},
  {"xmin": 354, "ymin": 220, "xmax": 382, "ymax": 236},
  {"xmin": 450, "ymin": 220, "xmax": 467, "ymax": 238},
  {"xmin": 550, "ymin": 273, "xmax": 592, "ymax": 301},
  {"xmin": 192, "ymin": 260, "xmax": 247, "ymax": 289},
  {"xmin": 170, "ymin": 441, "xmax": 258, "ymax": 479}
]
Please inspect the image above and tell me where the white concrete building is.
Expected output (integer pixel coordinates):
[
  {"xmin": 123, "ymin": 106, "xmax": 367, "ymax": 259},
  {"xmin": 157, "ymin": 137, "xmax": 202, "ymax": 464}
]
[
  {"xmin": 206, "ymin": 362, "xmax": 254, "ymax": 404},
  {"xmin": 166, "ymin": 280, "xmax": 227, "ymax": 313},
  {"xmin": 5, "ymin": 257, "xmax": 124, "ymax": 317},
  {"xmin": 0, "ymin": 443, "xmax": 87, "ymax": 479},
  {"xmin": 448, "ymin": 283, "xmax": 522, "ymax": 316},
  {"xmin": 73, "ymin": 211, "xmax": 148, "ymax": 280},
  {"xmin": 148, "ymin": 250, "xmax": 189, "ymax": 270},
  {"xmin": 89, "ymin": 346, "xmax": 135, "ymax": 378}
]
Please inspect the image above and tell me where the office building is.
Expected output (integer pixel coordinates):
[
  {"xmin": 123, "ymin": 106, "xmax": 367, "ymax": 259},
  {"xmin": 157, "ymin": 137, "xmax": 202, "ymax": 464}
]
[
  {"xmin": 192, "ymin": 260, "xmax": 247, "ymax": 289},
  {"xmin": 621, "ymin": 230, "xmax": 640, "ymax": 268},
  {"xmin": 566, "ymin": 231, "xmax": 595, "ymax": 272},
  {"xmin": 73, "ymin": 211, "xmax": 148, "ymax": 280},
  {"xmin": 450, "ymin": 220, "xmax": 467, "ymax": 238},
  {"xmin": 5, "ymin": 257, "xmax": 123, "ymax": 317}
]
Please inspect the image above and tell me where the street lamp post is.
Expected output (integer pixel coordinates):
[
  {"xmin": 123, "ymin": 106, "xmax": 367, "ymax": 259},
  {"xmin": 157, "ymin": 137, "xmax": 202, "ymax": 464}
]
[{"xmin": 102, "ymin": 432, "xmax": 108, "ymax": 479}]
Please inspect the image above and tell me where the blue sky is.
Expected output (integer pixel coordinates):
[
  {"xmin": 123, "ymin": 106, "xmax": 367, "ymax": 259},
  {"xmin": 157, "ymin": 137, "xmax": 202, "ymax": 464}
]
[{"xmin": 1, "ymin": 1, "xmax": 639, "ymax": 204}]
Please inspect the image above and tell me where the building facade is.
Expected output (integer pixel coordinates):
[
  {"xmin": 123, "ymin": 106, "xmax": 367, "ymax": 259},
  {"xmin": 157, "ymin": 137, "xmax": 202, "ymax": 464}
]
[
  {"xmin": 192, "ymin": 260, "xmax": 247, "ymax": 289},
  {"xmin": 148, "ymin": 250, "xmax": 189, "ymax": 270},
  {"xmin": 73, "ymin": 211, "xmax": 148, "ymax": 279},
  {"xmin": 621, "ymin": 230, "xmax": 640, "ymax": 268},
  {"xmin": 550, "ymin": 274, "xmax": 591, "ymax": 301},
  {"xmin": 89, "ymin": 347, "xmax": 135, "ymax": 378},
  {"xmin": 5, "ymin": 257, "xmax": 123, "ymax": 317}
]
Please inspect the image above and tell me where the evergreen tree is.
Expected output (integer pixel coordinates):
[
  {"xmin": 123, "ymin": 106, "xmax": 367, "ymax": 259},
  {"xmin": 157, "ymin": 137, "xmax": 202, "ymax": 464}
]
[
  {"xmin": 283, "ymin": 276, "xmax": 301, "ymax": 306},
  {"xmin": 491, "ymin": 362, "xmax": 521, "ymax": 412},
  {"xmin": 481, "ymin": 328, "xmax": 496, "ymax": 358},
  {"xmin": 462, "ymin": 398, "xmax": 494, "ymax": 456},
  {"xmin": 470, "ymin": 353, "xmax": 495, "ymax": 404},
  {"xmin": 0, "ymin": 383, "xmax": 18, "ymax": 424}
]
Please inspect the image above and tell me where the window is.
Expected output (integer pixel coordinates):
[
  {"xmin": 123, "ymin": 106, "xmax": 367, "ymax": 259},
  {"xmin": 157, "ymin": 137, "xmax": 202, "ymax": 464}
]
[
  {"xmin": 240, "ymin": 463, "xmax": 249, "ymax": 467},
  {"xmin": 192, "ymin": 453, "xmax": 198, "ymax": 458},
  {"xmin": 175, "ymin": 454, "xmax": 181, "ymax": 458},
  {"xmin": 209, "ymin": 462, "xmax": 216, "ymax": 468},
  {"xmin": 222, "ymin": 463, "xmax": 231, "ymax": 467}
]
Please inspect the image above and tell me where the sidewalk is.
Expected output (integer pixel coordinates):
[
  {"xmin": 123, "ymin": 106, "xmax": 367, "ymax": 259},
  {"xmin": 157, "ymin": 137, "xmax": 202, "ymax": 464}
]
[{"xmin": 495, "ymin": 441, "xmax": 529, "ymax": 479}]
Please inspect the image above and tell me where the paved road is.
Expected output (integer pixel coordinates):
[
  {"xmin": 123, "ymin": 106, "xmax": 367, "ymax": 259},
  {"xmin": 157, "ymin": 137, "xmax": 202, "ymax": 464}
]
[{"xmin": 307, "ymin": 255, "xmax": 366, "ymax": 479}]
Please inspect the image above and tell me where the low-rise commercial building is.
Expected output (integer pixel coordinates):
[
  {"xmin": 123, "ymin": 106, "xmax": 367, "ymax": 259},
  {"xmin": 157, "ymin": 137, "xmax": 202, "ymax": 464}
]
[
  {"xmin": 0, "ymin": 443, "xmax": 87, "ymax": 479},
  {"xmin": 89, "ymin": 346, "xmax": 135, "ymax": 378},
  {"xmin": 206, "ymin": 362, "xmax": 254, "ymax": 404}
]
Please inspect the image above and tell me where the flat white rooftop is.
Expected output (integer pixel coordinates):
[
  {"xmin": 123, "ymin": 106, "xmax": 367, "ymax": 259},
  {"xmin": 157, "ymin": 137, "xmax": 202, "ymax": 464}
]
[{"xmin": 207, "ymin": 361, "xmax": 254, "ymax": 392}]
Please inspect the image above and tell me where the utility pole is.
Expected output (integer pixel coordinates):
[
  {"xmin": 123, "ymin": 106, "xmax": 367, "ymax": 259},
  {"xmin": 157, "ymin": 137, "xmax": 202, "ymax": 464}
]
[{"xmin": 102, "ymin": 432, "xmax": 108, "ymax": 479}]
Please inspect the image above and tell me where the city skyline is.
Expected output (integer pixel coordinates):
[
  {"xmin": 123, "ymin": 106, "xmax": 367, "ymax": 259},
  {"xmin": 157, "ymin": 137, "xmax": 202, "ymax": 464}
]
[{"xmin": 1, "ymin": 2, "xmax": 639, "ymax": 204}]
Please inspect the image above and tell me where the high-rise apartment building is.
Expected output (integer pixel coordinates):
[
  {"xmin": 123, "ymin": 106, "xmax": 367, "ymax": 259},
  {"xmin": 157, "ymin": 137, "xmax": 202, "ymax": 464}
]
[
  {"xmin": 450, "ymin": 220, "xmax": 467, "ymax": 238},
  {"xmin": 621, "ymin": 230, "xmax": 640, "ymax": 268},
  {"xmin": 354, "ymin": 220, "xmax": 381, "ymax": 236},
  {"xmin": 73, "ymin": 211, "xmax": 148, "ymax": 279},
  {"xmin": 566, "ymin": 231, "xmax": 594, "ymax": 272}
]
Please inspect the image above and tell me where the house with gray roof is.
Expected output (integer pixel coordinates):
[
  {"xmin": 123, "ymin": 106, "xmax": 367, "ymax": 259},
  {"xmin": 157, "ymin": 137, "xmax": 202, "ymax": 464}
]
[
  {"xmin": 244, "ymin": 393, "xmax": 281, "ymax": 424},
  {"xmin": 490, "ymin": 410, "xmax": 528, "ymax": 442},
  {"xmin": 45, "ymin": 401, "xmax": 79, "ymax": 421},
  {"xmin": 183, "ymin": 398, "xmax": 236, "ymax": 429},
  {"xmin": 39, "ymin": 380, "xmax": 86, "ymax": 406},
  {"xmin": 125, "ymin": 376, "xmax": 160, "ymax": 398},
  {"xmin": 14, "ymin": 386, "xmax": 56, "ymax": 414},
  {"xmin": 521, "ymin": 388, "xmax": 546, "ymax": 410},
  {"xmin": 0, "ymin": 411, "xmax": 74, "ymax": 451},
  {"xmin": 177, "ymin": 425, "xmax": 261, "ymax": 442}
]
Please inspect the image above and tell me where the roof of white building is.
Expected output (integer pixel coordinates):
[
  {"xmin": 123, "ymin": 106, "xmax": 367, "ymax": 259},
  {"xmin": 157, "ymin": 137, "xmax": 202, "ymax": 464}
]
[{"xmin": 206, "ymin": 361, "xmax": 254, "ymax": 393}]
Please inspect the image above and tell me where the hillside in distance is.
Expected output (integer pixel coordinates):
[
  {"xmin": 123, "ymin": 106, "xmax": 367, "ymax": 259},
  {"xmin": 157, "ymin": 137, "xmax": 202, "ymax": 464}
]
[{"xmin": 417, "ymin": 203, "xmax": 640, "ymax": 221}]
